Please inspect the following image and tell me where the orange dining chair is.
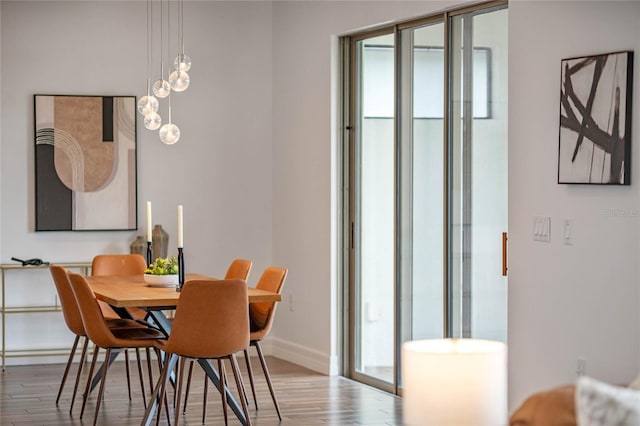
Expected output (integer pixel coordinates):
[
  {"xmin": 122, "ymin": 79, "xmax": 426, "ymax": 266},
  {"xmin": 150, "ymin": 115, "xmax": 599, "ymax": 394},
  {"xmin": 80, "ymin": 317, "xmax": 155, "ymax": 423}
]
[
  {"xmin": 91, "ymin": 253, "xmax": 155, "ymax": 401},
  {"xmin": 67, "ymin": 272, "xmax": 167, "ymax": 426},
  {"xmin": 153, "ymin": 279, "xmax": 252, "ymax": 426},
  {"xmin": 224, "ymin": 259, "xmax": 253, "ymax": 283},
  {"xmin": 50, "ymin": 265, "xmax": 151, "ymax": 414},
  {"xmin": 242, "ymin": 266, "xmax": 287, "ymax": 420},
  {"xmin": 182, "ymin": 259, "xmax": 253, "ymax": 415},
  {"xmin": 91, "ymin": 253, "xmax": 149, "ymax": 321}
]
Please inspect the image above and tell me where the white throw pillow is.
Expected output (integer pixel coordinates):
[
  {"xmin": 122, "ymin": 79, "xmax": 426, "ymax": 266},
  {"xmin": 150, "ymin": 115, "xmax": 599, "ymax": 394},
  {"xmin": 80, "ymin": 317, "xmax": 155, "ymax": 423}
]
[{"xmin": 575, "ymin": 376, "xmax": 640, "ymax": 426}]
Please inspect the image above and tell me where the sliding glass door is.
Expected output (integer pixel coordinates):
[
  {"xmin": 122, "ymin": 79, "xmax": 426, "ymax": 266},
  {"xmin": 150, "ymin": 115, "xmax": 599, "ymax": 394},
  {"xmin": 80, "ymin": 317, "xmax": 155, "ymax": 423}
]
[
  {"xmin": 397, "ymin": 19, "xmax": 446, "ymax": 364},
  {"xmin": 448, "ymin": 6, "xmax": 509, "ymax": 341},
  {"xmin": 346, "ymin": 2, "xmax": 508, "ymax": 394},
  {"xmin": 351, "ymin": 32, "xmax": 396, "ymax": 387}
]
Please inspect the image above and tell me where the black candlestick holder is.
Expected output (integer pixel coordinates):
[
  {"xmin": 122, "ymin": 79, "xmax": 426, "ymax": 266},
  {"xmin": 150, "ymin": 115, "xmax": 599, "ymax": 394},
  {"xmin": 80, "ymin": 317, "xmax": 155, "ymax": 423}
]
[
  {"xmin": 177, "ymin": 247, "xmax": 185, "ymax": 292},
  {"xmin": 146, "ymin": 241, "xmax": 153, "ymax": 266}
]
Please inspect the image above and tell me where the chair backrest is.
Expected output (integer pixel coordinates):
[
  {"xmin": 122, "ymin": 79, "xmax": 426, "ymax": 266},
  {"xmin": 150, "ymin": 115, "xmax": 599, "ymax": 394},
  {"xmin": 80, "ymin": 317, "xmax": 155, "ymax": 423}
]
[
  {"xmin": 50, "ymin": 265, "xmax": 85, "ymax": 337},
  {"xmin": 91, "ymin": 254, "xmax": 147, "ymax": 276},
  {"xmin": 165, "ymin": 279, "xmax": 249, "ymax": 359},
  {"xmin": 224, "ymin": 259, "xmax": 252, "ymax": 281},
  {"xmin": 68, "ymin": 272, "xmax": 117, "ymax": 348},
  {"xmin": 250, "ymin": 267, "xmax": 287, "ymax": 337}
]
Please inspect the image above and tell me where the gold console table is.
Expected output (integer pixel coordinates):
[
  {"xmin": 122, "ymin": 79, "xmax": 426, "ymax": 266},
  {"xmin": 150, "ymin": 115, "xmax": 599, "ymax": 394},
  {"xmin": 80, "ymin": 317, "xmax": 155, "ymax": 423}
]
[{"xmin": 1, "ymin": 262, "xmax": 90, "ymax": 371}]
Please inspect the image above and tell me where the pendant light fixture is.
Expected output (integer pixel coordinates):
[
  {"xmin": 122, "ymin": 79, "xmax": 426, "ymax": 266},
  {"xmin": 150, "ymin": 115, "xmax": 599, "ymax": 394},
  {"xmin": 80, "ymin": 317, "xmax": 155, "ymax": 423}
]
[
  {"xmin": 159, "ymin": 97, "xmax": 180, "ymax": 145},
  {"xmin": 139, "ymin": 0, "xmax": 191, "ymax": 144},
  {"xmin": 138, "ymin": 0, "xmax": 160, "ymax": 121}
]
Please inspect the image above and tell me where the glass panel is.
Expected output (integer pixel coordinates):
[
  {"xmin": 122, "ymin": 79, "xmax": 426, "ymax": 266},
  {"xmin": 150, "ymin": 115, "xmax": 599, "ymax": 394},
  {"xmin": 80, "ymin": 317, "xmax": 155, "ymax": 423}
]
[
  {"xmin": 449, "ymin": 7, "xmax": 508, "ymax": 341},
  {"xmin": 399, "ymin": 22, "xmax": 445, "ymax": 362},
  {"xmin": 353, "ymin": 33, "xmax": 395, "ymax": 384}
]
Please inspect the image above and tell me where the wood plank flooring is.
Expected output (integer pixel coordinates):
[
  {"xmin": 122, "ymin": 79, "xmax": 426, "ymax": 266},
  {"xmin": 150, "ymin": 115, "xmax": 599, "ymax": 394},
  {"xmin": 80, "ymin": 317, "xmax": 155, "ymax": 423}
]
[{"xmin": 0, "ymin": 356, "xmax": 403, "ymax": 425}]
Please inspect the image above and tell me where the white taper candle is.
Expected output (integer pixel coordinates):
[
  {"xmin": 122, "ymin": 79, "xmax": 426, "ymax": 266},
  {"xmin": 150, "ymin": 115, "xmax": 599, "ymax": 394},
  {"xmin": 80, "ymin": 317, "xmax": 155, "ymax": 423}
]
[
  {"xmin": 146, "ymin": 201, "xmax": 152, "ymax": 242},
  {"xmin": 177, "ymin": 205, "xmax": 184, "ymax": 248}
]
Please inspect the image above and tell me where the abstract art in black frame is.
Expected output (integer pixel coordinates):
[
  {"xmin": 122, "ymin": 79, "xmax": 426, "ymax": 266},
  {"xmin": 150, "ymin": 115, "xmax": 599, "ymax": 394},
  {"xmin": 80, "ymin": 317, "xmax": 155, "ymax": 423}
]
[
  {"xmin": 34, "ymin": 95, "xmax": 137, "ymax": 231},
  {"xmin": 558, "ymin": 50, "xmax": 633, "ymax": 184}
]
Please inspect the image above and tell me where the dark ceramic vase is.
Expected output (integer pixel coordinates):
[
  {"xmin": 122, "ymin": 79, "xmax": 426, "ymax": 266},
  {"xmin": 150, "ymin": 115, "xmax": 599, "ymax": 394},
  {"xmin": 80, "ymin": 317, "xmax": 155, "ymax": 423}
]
[
  {"xmin": 152, "ymin": 224, "xmax": 169, "ymax": 261},
  {"xmin": 130, "ymin": 235, "xmax": 145, "ymax": 257}
]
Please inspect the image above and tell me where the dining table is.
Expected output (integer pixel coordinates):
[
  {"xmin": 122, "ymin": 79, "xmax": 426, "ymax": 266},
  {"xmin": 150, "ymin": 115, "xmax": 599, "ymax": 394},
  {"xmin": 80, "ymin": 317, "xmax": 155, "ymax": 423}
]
[{"xmin": 86, "ymin": 273, "xmax": 281, "ymax": 426}]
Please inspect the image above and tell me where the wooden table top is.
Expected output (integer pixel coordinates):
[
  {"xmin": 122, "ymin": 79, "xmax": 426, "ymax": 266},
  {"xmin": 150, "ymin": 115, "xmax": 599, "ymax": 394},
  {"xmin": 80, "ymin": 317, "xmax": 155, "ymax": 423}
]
[{"xmin": 86, "ymin": 274, "xmax": 281, "ymax": 308}]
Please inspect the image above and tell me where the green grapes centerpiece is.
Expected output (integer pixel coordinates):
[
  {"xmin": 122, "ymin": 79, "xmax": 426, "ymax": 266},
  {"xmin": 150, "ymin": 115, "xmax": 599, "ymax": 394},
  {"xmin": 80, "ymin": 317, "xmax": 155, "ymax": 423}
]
[{"xmin": 145, "ymin": 256, "xmax": 179, "ymax": 275}]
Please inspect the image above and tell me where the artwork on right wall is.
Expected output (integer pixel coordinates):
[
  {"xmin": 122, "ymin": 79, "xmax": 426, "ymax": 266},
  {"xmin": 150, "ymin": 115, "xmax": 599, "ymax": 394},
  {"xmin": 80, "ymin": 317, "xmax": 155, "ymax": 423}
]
[{"xmin": 558, "ymin": 50, "xmax": 634, "ymax": 185}]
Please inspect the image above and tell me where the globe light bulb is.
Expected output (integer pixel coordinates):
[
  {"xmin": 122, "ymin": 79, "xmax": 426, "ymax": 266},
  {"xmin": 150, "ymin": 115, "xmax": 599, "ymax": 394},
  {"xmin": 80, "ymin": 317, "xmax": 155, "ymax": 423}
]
[
  {"xmin": 137, "ymin": 95, "xmax": 159, "ymax": 116},
  {"xmin": 169, "ymin": 70, "xmax": 190, "ymax": 92},
  {"xmin": 159, "ymin": 123, "xmax": 180, "ymax": 145},
  {"xmin": 152, "ymin": 79, "xmax": 171, "ymax": 98},
  {"xmin": 174, "ymin": 53, "xmax": 191, "ymax": 72},
  {"xmin": 144, "ymin": 112, "xmax": 162, "ymax": 130}
]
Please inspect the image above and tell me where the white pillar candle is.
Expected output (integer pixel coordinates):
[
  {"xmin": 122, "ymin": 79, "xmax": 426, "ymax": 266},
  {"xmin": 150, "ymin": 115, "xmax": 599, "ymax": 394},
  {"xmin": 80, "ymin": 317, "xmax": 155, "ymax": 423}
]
[
  {"xmin": 177, "ymin": 205, "xmax": 184, "ymax": 248},
  {"xmin": 146, "ymin": 201, "xmax": 152, "ymax": 242}
]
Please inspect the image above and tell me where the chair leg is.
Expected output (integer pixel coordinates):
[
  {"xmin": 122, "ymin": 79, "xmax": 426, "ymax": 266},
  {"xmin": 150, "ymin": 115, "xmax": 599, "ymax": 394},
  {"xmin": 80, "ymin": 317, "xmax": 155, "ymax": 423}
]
[
  {"xmin": 93, "ymin": 348, "xmax": 112, "ymax": 426},
  {"xmin": 243, "ymin": 348, "xmax": 258, "ymax": 409},
  {"xmin": 147, "ymin": 348, "xmax": 155, "ymax": 401},
  {"xmin": 80, "ymin": 346, "xmax": 100, "ymax": 420},
  {"xmin": 202, "ymin": 372, "xmax": 209, "ymax": 423},
  {"xmin": 254, "ymin": 341, "xmax": 282, "ymax": 420},
  {"xmin": 173, "ymin": 357, "xmax": 186, "ymax": 426},
  {"xmin": 155, "ymin": 353, "xmax": 174, "ymax": 426},
  {"xmin": 229, "ymin": 354, "xmax": 252, "ymax": 426},
  {"xmin": 56, "ymin": 335, "xmax": 80, "ymax": 406},
  {"xmin": 182, "ymin": 360, "xmax": 194, "ymax": 414},
  {"xmin": 154, "ymin": 349, "xmax": 172, "ymax": 426},
  {"xmin": 70, "ymin": 337, "xmax": 90, "ymax": 415},
  {"xmin": 218, "ymin": 359, "xmax": 228, "ymax": 426},
  {"xmin": 136, "ymin": 348, "xmax": 147, "ymax": 408},
  {"xmin": 124, "ymin": 349, "xmax": 132, "ymax": 400}
]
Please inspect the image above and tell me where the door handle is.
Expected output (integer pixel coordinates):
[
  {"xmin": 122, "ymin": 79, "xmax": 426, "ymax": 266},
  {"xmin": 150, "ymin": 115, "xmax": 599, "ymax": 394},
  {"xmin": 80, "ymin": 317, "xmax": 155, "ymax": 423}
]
[{"xmin": 502, "ymin": 232, "xmax": 508, "ymax": 276}]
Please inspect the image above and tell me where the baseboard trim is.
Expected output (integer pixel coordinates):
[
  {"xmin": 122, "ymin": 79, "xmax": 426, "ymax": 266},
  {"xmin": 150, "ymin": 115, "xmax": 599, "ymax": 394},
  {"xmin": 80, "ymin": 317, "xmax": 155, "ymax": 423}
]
[
  {"xmin": 259, "ymin": 336, "xmax": 338, "ymax": 375},
  {"xmin": 5, "ymin": 339, "xmax": 341, "ymax": 377}
]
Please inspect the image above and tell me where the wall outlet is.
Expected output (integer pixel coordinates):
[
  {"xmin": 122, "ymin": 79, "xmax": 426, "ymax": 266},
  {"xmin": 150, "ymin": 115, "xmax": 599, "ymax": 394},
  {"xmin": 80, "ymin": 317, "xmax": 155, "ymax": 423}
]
[
  {"xmin": 563, "ymin": 219, "xmax": 573, "ymax": 245},
  {"xmin": 288, "ymin": 293, "xmax": 295, "ymax": 312},
  {"xmin": 577, "ymin": 357, "xmax": 586, "ymax": 377}
]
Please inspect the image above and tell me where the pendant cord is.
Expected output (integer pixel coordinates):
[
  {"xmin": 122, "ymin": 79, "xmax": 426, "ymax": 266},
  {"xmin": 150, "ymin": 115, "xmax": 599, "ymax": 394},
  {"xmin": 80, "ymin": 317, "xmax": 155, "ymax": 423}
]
[
  {"xmin": 159, "ymin": 0, "xmax": 164, "ymax": 79},
  {"xmin": 167, "ymin": 0, "xmax": 171, "ymax": 75},
  {"xmin": 179, "ymin": 0, "xmax": 184, "ymax": 54},
  {"xmin": 146, "ymin": 0, "xmax": 151, "ymax": 95}
]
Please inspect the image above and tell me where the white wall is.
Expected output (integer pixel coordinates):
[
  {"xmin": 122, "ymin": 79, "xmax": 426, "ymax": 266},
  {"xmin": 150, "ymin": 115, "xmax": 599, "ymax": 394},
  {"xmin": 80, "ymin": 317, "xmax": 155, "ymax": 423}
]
[
  {"xmin": 508, "ymin": 0, "xmax": 640, "ymax": 409},
  {"xmin": 0, "ymin": 0, "xmax": 273, "ymax": 364}
]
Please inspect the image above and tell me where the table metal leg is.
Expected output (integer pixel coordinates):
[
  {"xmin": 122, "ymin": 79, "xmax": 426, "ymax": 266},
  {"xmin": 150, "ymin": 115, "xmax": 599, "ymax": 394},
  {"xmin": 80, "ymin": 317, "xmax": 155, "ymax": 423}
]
[
  {"xmin": 88, "ymin": 348, "xmax": 121, "ymax": 392},
  {"xmin": 141, "ymin": 352, "xmax": 178, "ymax": 426},
  {"xmin": 198, "ymin": 358, "xmax": 248, "ymax": 425}
]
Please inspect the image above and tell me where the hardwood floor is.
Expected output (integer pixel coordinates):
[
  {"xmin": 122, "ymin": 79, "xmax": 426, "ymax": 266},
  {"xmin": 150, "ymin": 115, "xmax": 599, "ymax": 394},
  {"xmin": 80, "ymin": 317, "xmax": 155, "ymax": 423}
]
[{"xmin": 0, "ymin": 356, "xmax": 403, "ymax": 425}]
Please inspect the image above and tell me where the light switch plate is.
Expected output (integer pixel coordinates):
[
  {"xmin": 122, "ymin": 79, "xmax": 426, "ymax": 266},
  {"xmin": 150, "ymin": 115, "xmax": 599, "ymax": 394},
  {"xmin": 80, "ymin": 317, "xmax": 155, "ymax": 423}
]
[{"xmin": 533, "ymin": 216, "xmax": 551, "ymax": 242}]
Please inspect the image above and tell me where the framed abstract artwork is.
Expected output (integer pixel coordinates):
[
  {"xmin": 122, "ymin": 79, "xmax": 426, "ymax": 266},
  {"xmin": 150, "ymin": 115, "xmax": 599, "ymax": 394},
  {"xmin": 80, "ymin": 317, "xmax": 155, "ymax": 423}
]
[
  {"xmin": 34, "ymin": 95, "xmax": 137, "ymax": 231},
  {"xmin": 558, "ymin": 50, "xmax": 633, "ymax": 184}
]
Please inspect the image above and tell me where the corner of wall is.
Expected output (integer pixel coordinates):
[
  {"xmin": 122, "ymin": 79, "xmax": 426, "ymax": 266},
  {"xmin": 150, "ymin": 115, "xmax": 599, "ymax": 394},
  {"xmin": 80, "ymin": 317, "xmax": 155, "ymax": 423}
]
[{"xmin": 264, "ymin": 336, "xmax": 336, "ymax": 376}]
